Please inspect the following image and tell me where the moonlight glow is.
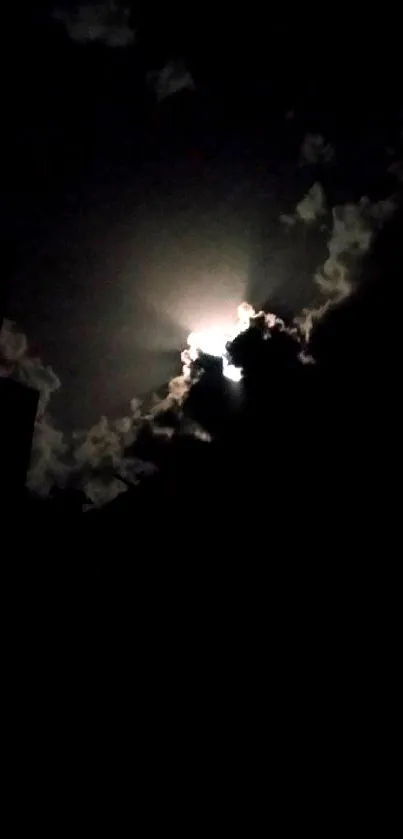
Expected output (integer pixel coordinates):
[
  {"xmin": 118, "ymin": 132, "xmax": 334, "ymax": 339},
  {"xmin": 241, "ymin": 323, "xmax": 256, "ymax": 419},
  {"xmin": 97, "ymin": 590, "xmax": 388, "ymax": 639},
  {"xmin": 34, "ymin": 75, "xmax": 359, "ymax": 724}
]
[{"xmin": 184, "ymin": 302, "xmax": 257, "ymax": 381}]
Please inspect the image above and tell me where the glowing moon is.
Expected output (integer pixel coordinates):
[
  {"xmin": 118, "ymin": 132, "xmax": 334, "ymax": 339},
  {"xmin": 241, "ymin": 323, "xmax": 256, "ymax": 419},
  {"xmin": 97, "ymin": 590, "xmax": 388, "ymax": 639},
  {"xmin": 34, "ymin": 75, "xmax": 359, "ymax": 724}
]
[{"xmin": 185, "ymin": 301, "xmax": 256, "ymax": 381}]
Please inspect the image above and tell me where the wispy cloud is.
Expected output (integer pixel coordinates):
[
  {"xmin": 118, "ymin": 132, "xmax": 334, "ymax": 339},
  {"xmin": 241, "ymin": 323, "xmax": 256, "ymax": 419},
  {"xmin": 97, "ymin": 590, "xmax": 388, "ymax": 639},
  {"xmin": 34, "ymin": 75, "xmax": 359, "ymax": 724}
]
[
  {"xmin": 280, "ymin": 182, "xmax": 327, "ymax": 226},
  {"xmin": 300, "ymin": 133, "xmax": 334, "ymax": 165},
  {"xmin": 53, "ymin": 2, "xmax": 135, "ymax": 47},
  {"xmin": 147, "ymin": 61, "xmax": 195, "ymax": 102},
  {"xmin": 0, "ymin": 318, "xmax": 191, "ymax": 505},
  {"xmin": 296, "ymin": 182, "xmax": 326, "ymax": 222},
  {"xmin": 295, "ymin": 194, "xmax": 398, "ymax": 339},
  {"xmin": 0, "ymin": 320, "xmax": 60, "ymax": 416}
]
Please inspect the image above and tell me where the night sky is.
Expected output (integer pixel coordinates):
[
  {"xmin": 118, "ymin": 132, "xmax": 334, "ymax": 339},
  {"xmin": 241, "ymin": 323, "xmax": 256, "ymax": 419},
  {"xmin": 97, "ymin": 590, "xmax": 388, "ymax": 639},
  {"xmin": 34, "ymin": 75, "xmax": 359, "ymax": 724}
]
[
  {"xmin": 2, "ymin": 6, "xmax": 402, "ymax": 771},
  {"xmin": 3, "ymin": 6, "xmax": 336, "ymax": 427},
  {"xmin": 1, "ymin": 3, "xmax": 402, "ymax": 500},
  {"xmin": 8, "ymin": 155, "xmax": 328, "ymax": 428}
]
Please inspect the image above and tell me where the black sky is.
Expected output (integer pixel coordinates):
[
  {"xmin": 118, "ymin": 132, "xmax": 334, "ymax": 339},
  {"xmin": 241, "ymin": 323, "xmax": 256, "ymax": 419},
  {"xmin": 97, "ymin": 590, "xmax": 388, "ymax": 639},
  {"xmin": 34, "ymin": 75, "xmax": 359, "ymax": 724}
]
[{"xmin": 2, "ymin": 5, "xmax": 402, "ymax": 428}]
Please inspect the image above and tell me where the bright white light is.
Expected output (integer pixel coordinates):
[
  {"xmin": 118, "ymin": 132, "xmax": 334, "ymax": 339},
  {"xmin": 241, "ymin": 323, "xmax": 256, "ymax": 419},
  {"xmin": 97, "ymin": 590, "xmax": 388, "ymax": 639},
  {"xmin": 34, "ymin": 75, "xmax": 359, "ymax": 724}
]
[
  {"xmin": 223, "ymin": 360, "xmax": 243, "ymax": 382},
  {"xmin": 237, "ymin": 302, "xmax": 255, "ymax": 330},
  {"xmin": 187, "ymin": 302, "xmax": 256, "ymax": 361},
  {"xmin": 184, "ymin": 302, "xmax": 280, "ymax": 385},
  {"xmin": 186, "ymin": 325, "xmax": 243, "ymax": 382},
  {"xmin": 187, "ymin": 329, "xmax": 229, "ymax": 359}
]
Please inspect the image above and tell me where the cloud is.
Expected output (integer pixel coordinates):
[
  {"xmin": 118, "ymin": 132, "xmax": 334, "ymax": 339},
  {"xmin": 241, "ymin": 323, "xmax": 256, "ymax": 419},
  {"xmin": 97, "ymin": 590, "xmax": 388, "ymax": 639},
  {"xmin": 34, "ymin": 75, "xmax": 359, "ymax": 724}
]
[
  {"xmin": 294, "ymin": 298, "xmax": 336, "ymax": 342},
  {"xmin": 148, "ymin": 375, "xmax": 191, "ymax": 416},
  {"xmin": 15, "ymin": 357, "xmax": 61, "ymax": 418},
  {"xmin": 314, "ymin": 259, "xmax": 351, "ymax": 299},
  {"xmin": 279, "ymin": 213, "xmax": 297, "ymax": 228},
  {"xmin": 30, "ymin": 409, "xmax": 159, "ymax": 507},
  {"xmin": 26, "ymin": 416, "xmax": 70, "ymax": 497},
  {"xmin": 295, "ymin": 194, "xmax": 399, "ymax": 340},
  {"xmin": 0, "ymin": 320, "xmax": 60, "ymax": 416},
  {"xmin": 296, "ymin": 182, "xmax": 326, "ymax": 222},
  {"xmin": 53, "ymin": 2, "xmax": 135, "ymax": 47},
  {"xmin": 82, "ymin": 475, "xmax": 127, "ymax": 506},
  {"xmin": 0, "ymin": 320, "xmax": 70, "ymax": 495},
  {"xmin": 280, "ymin": 183, "xmax": 327, "ymax": 226},
  {"xmin": 0, "ymin": 319, "xmax": 27, "ymax": 366},
  {"xmin": 3, "ymin": 302, "xmax": 263, "ymax": 505},
  {"xmin": 329, "ymin": 202, "xmax": 373, "ymax": 258},
  {"xmin": 0, "ymin": 317, "xmax": 195, "ymax": 506},
  {"xmin": 3, "ymin": 142, "xmax": 397, "ymax": 505},
  {"xmin": 73, "ymin": 415, "xmax": 126, "ymax": 469},
  {"xmin": 319, "ymin": 196, "xmax": 397, "ymax": 292},
  {"xmin": 70, "ymin": 414, "xmax": 160, "ymax": 504},
  {"xmin": 147, "ymin": 61, "xmax": 195, "ymax": 102},
  {"xmin": 300, "ymin": 133, "xmax": 334, "ymax": 165}
]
